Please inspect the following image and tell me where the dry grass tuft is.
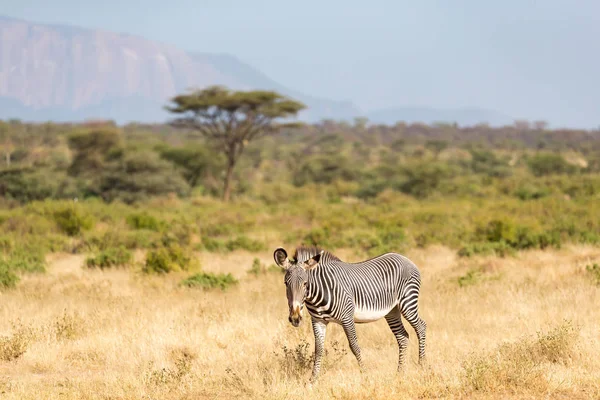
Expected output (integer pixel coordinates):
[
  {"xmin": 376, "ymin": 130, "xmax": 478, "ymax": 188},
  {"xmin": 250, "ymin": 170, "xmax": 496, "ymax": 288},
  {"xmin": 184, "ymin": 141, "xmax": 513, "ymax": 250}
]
[
  {"xmin": 462, "ymin": 320, "xmax": 580, "ymax": 394},
  {"xmin": 0, "ymin": 321, "xmax": 36, "ymax": 362}
]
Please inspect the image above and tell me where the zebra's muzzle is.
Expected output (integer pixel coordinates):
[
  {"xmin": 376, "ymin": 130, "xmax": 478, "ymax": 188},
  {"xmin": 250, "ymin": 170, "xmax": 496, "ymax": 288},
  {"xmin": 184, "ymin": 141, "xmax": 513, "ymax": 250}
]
[
  {"xmin": 289, "ymin": 315, "xmax": 301, "ymax": 327},
  {"xmin": 289, "ymin": 305, "xmax": 302, "ymax": 327}
]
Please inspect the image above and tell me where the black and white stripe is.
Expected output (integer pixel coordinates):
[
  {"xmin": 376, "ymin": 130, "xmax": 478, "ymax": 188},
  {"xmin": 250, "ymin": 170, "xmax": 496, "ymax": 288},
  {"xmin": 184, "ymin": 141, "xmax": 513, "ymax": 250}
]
[{"xmin": 274, "ymin": 246, "xmax": 427, "ymax": 382}]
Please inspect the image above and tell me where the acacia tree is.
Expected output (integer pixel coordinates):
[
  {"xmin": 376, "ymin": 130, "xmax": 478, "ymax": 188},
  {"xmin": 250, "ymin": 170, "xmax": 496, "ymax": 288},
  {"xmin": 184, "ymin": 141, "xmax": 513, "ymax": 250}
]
[{"xmin": 166, "ymin": 86, "xmax": 305, "ymax": 201}]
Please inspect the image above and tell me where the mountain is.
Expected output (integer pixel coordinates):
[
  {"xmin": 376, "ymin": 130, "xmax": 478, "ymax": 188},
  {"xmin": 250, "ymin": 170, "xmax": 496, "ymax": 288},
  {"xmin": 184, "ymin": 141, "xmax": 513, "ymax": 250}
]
[
  {"xmin": 0, "ymin": 15, "xmax": 513, "ymax": 126},
  {"xmin": 366, "ymin": 106, "xmax": 514, "ymax": 127},
  {"xmin": 0, "ymin": 15, "xmax": 359, "ymax": 123}
]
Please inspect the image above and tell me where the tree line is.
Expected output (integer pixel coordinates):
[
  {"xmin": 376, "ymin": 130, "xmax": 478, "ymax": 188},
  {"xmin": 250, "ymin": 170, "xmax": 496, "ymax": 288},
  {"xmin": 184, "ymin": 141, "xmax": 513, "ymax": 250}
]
[{"xmin": 1, "ymin": 85, "xmax": 600, "ymax": 204}]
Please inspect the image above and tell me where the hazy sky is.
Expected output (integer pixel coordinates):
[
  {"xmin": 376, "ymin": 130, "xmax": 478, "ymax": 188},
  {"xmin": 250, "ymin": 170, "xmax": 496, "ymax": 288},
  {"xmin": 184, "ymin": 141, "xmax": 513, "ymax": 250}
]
[{"xmin": 1, "ymin": 0, "xmax": 599, "ymax": 128}]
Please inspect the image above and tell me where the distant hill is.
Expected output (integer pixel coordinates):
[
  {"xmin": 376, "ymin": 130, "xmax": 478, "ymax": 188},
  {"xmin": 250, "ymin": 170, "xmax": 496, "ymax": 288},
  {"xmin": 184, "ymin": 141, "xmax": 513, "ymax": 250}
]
[
  {"xmin": 366, "ymin": 106, "xmax": 514, "ymax": 127},
  {"xmin": 0, "ymin": 15, "xmax": 359, "ymax": 123},
  {"xmin": 0, "ymin": 15, "xmax": 513, "ymax": 126}
]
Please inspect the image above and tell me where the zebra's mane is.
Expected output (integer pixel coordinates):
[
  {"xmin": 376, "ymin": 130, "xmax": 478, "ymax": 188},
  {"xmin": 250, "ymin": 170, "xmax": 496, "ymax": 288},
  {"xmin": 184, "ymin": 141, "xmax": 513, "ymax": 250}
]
[{"xmin": 292, "ymin": 245, "xmax": 340, "ymax": 263}]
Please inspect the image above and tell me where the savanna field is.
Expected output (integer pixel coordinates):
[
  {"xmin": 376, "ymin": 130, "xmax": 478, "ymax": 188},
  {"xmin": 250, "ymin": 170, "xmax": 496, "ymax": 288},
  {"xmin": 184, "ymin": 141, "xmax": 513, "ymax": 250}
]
[{"xmin": 2, "ymin": 120, "xmax": 600, "ymax": 398}]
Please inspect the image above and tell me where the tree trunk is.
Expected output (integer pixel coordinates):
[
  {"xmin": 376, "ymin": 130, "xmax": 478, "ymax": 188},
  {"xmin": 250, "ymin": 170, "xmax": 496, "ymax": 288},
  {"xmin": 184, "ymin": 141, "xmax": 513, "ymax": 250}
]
[{"xmin": 222, "ymin": 158, "xmax": 235, "ymax": 202}]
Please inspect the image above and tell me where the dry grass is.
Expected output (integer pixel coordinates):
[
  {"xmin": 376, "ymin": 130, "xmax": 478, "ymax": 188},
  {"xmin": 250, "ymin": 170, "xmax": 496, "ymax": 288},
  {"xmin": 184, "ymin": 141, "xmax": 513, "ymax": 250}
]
[{"xmin": 1, "ymin": 245, "xmax": 599, "ymax": 399}]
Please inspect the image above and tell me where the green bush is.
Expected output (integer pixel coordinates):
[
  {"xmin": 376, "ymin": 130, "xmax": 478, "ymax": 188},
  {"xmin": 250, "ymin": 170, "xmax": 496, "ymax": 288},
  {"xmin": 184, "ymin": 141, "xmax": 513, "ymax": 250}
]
[
  {"xmin": 52, "ymin": 204, "xmax": 94, "ymax": 236},
  {"xmin": 180, "ymin": 272, "xmax": 238, "ymax": 291},
  {"xmin": 85, "ymin": 246, "xmax": 133, "ymax": 269},
  {"xmin": 4, "ymin": 246, "xmax": 46, "ymax": 273},
  {"xmin": 80, "ymin": 229, "xmax": 159, "ymax": 252},
  {"xmin": 514, "ymin": 184, "xmax": 551, "ymax": 200},
  {"xmin": 199, "ymin": 237, "xmax": 227, "ymax": 252},
  {"xmin": 0, "ymin": 168, "xmax": 80, "ymax": 203},
  {"xmin": 457, "ymin": 268, "xmax": 483, "ymax": 287},
  {"xmin": 1, "ymin": 214, "xmax": 55, "ymax": 236},
  {"xmin": 0, "ymin": 236, "xmax": 13, "ymax": 252},
  {"xmin": 458, "ymin": 242, "xmax": 514, "ymax": 258},
  {"xmin": 471, "ymin": 219, "xmax": 561, "ymax": 253},
  {"xmin": 143, "ymin": 244, "xmax": 198, "ymax": 274},
  {"xmin": 98, "ymin": 150, "xmax": 191, "ymax": 204},
  {"xmin": 247, "ymin": 258, "xmax": 282, "ymax": 276},
  {"xmin": 199, "ymin": 235, "xmax": 265, "ymax": 253},
  {"xmin": 301, "ymin": 227, "xmax": 332, "ymax": 249},
  {"xmin": 126, "ymin": 212, "xmax": 164, "ymax": 231},
  {"xmin": 225, "ymin": 235, "xmax": 265, "ymax": 252},
  {"xmin": 527, "ymin": 153, "xmax": 577, "ymax": 177},
  {"xmin": 0, "ymin": 264, "xmax": 19, "ymax": 290}
]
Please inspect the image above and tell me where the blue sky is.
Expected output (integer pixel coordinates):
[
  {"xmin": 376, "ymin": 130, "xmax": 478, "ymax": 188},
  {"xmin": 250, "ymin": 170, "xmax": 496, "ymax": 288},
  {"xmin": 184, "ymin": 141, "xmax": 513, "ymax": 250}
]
[{"xmin": 1, "ymin": 0, "xmax": 599, "ymax": 128}]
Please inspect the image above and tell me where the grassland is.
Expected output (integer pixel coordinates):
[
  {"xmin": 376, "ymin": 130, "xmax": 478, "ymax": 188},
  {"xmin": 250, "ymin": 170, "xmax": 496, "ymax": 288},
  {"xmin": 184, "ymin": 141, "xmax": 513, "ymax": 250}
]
[
  {"xmin": 2, "ymin": 120, "xmax": 600, "ymax": 398},
  {"xmin": 1, "ymin": 243, "xmax": 599, "ymax": 399}
]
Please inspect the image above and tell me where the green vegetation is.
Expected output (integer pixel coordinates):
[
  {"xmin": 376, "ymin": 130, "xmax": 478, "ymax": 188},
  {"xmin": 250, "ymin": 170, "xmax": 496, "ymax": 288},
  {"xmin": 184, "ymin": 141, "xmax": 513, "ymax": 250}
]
[
  {"xmin": 586, "ymin": 263, "xmax": 600, "ymax": 285},
  {"xmin": 143, "ymin": 243, "xmax": 199, "ymax": 274},
  {"xmin": 180, "ymin": 272, "xmax": 239, "ymax": 291},
  {"xmin": 85, "ymin": 246, "xmax": 133, "ymax": 269},
  {"xmin": 0, "ymin": 263, "xmax": 19, "ymax": 289},
  {"xmin": 200, "ymin": 235, "xmax": 266, "ymax": 253},
  {"xmin": 1, "ymin": 113, "xmax": 600, "ymax": 287},
  {"xmin": 248, "ymin": 258, "xmax": 281, "ymax": 276}
]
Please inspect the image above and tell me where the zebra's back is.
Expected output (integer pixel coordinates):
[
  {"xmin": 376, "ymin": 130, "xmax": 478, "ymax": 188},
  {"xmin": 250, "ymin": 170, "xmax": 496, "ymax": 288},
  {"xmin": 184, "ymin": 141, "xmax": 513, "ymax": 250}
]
[{"xmin": 324, "ymin": 252, "xmax": 421, "ymax": 323}]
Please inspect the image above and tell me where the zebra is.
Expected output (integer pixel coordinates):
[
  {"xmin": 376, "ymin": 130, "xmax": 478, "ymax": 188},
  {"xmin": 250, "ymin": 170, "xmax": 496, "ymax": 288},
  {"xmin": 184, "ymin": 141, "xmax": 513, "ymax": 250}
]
[{"xmin": 274, "ymin": 245, "xmax": 426, "ymax": 383}]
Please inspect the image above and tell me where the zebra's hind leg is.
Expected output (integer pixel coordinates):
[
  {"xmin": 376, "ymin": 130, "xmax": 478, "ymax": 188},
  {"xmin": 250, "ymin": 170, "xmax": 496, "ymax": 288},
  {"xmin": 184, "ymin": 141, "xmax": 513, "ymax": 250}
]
[
  {"xmin": 400, "ymin": 299, "xmax": 427, "ymax": 365},
  {"xmin": 385, "ymin": 306, "xmax": 410, "ymax": 372},
  {"xmin": 341, "ymin": 318, "xmax": 365, "ymax": 372}
]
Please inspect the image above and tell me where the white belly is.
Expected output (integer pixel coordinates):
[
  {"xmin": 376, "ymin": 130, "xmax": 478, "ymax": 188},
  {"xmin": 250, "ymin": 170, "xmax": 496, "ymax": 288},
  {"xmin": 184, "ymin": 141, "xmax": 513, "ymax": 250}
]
[{"xmin": 353, "ymin": 306, "xmax": 393, "ymax": 323}]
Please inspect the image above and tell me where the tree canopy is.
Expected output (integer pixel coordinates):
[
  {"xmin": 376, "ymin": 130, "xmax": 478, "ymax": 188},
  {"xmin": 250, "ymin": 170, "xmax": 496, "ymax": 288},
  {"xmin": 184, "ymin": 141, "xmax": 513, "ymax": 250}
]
[{"xmin": 166, "ymin": 85, "xmax": 305, "ymax": 201}]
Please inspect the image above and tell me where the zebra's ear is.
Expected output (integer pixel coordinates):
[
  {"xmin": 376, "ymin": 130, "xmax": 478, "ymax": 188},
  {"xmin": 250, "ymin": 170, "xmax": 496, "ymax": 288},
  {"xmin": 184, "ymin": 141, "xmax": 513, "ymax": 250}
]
[
  {"xmin": 273, "ymin": 247, "xmax": 291, "ymax": 269},
  {"xmin": 304, "ymin": 250, "xmax": 324, "ymax": 271}
]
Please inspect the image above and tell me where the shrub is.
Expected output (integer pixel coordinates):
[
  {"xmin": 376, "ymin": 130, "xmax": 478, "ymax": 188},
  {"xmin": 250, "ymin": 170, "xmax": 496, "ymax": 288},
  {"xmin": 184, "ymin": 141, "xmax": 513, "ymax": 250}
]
[
  {"xmin": 470, "ymin": 219, "xmax": 561, "ymax": 254},
  {"xmin": 462, "ymin": 320, "xmax": 578, "ymax": 393},
  {"xmin": 200, "ymin": 237, "xmax": 227, "ymax": 252},
  {"xmin": 514, "ymin": 184, "xmax": 551, "ymax": 200},
  {"xmin": 0, "ymin": 322, "xmax": 36, "ymax": 361},
  {"xmin": 398, "ymin": 162, "xmax": 458, "ymax": 198},
  {"xmin": 301, "ymin": 227, "xmax": 332, "ymax": 249},
  {"xmin": 586, "ymin": 263, "xmax": 600, "ymax": 285},
  {"xmin": 225, "ymin": 235, "xmax": 265, "ymax": 252},
  {"xmin": 85, "ymin": 246, "xmax": 133, "ymax": 269},
  {"xmin": 180, "ymin": 272, "xmax": 238, "ymax": 291},
  {"xmin": 248, "ymin": 258, "xmax": 282, "ymax": 276},
  {"xmin": 458, "ymin": 242, "xmax": 513, "ymax": 258},
  {"xmin": 3, "ymin": 246, "xmax": 46, "ymax": 273},
  {"xmin": 53, "ymin": 204, "xmax": 94, "ymax": 236},
  {"xmin": 0, "ymin": 264, "xmax": 19, "ymax": 290},
  {"xmin": 80, "ymin": 229, "xmax": 159, "ymax": 252},
  {"xmin": 126, "ymin": 212, "xmax": 164, "ymax": 231},
  {"xmin": 0, "ymin": 168, "xmax": 78, "ymax": 203},
  {"xmin": 1, "ymin": 214, "xmax": 55, "ymax": 236},
  {"xmin": 98, "ymin": 150, "xmax": 191, "ymax": 204},
  {"xmin": 200, "ymin": 235, "xmax": 265, "ymax": 253},
  {"xmin": 143, "ymin": 244, "xmax": 198, "ymax": 274},
  {"xmin": 477, "ymin": 219, "xmax": 517, "ymax": 244},
  {"xmin": 0, "ymin": 236, "xmax": 13, "ymax": 252},
  {"xmin": 527, "ymin": 153, "xmax": 577, "ymax": 177},
  {"xmin": 275, "ymin": 339, "xmax": 347, "ymax": 380},
  {"xmin": 457, "ymin": 268, "xmax": 483, "ymax": 287}
]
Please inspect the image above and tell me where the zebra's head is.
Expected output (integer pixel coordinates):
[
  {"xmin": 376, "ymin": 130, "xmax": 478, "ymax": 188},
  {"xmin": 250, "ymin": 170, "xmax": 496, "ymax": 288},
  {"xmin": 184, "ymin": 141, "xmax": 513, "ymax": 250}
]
[{"xmin": 273, "ymin": 247, "xmax": 323, "ymax": 327}]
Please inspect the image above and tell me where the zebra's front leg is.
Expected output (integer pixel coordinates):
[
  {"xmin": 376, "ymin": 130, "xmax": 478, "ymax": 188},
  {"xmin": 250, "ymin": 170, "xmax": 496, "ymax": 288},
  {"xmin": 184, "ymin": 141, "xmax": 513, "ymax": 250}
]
[
  {"xmin": 341, "ymin": 318, "xmax": 365, "ymax": 372},
  {"xmin": 310, "ymin": 318, "xmax": 328, "ymax": 383}
]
